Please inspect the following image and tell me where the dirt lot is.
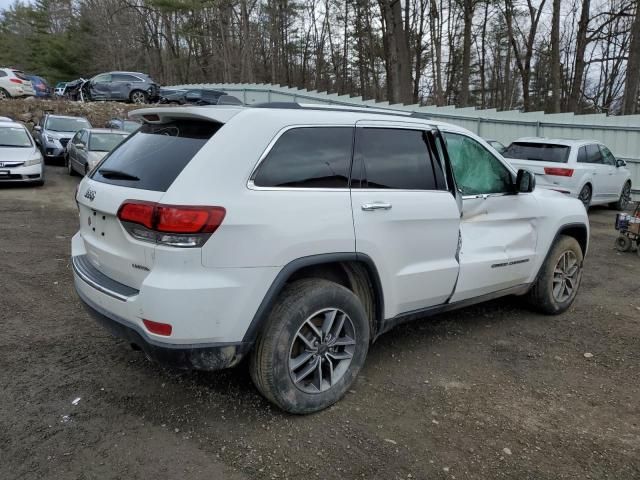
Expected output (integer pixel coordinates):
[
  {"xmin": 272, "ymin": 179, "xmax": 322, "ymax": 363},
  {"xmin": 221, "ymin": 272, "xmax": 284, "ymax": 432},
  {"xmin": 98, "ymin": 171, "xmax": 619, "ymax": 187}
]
[{"xmin": 0, "ymin": 166, "xmax": 638, "ymax": 480}]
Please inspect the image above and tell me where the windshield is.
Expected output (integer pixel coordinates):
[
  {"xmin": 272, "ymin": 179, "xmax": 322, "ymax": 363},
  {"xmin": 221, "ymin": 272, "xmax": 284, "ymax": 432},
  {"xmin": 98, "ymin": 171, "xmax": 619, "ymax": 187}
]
[
  {"xmin": 46, "ymin": 117, "xmax": 91, "ymax": 132},
  {"xmin": 0, "ymin": 126, "xmax": 32, "ymax": 148},
  {"xmin": 89, "ymin": 133, "xmax": 127, "ymax": 152},
  {"xmin": 503, "ymin": 142, "xmax": 570, "ymax": 163},
  {"xmin": 121, "ymin": 121, "xmax": 141, "ymax": 133}
]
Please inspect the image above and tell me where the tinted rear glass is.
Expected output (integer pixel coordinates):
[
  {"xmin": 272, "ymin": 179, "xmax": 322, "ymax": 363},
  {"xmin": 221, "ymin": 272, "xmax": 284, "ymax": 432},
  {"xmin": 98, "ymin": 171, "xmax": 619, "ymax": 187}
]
[
  {"xmin": 91, "ymin": 120, "xmax": 221, "ymax": 192},
  {"xmin": 354, "ymin": 128, "xmax": 437, "ymax": 190},
  {"xmin": 503, "ymin": 142, "xmax": 570, "ymax": 163},
  {"xmin": 253, "ymin": 127, "xmax": 353, "ymax": 188}
]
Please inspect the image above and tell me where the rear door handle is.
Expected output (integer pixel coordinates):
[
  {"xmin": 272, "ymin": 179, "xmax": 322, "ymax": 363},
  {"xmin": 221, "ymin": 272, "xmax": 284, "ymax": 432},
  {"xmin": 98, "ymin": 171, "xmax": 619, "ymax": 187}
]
[{"xmin": 361, "ymin": 202, "xmax": 392, "ymax": 211}]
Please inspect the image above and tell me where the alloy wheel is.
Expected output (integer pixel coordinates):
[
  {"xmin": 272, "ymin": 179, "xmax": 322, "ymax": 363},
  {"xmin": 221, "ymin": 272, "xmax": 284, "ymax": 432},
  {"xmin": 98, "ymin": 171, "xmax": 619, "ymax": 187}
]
[
  {"xmin": 131, "ymin": 92, "xmax": 146, "ymax": 104},
  {"xmin": 619, "ymin": 183, "xmax": 631, "ymax": 210},
  {"xmin": 552, "ymin": 250, "xmax": 580, "ymax": 303},
  {"xmin": 578, "ymin": 186, "xmax": 591, "ymax": 209},
  {"xmin": 288, "ymin": 308, "xmax": 356, "ymax": 394}
]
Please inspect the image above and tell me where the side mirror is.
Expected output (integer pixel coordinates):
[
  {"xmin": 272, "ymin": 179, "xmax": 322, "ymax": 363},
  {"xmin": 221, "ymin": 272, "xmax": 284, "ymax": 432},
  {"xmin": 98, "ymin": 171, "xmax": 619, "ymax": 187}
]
[
  {"xmin": 616, "ymin": 159, "xmax": 627, "ymax": 168},
  {"xmin": 516, "ymin": 169, "xmax": 536, "ymax": 193},
  {"xmin": 75, "ymin": 142, "xmax": 85, "ymax": 150},
  {"xmin": 34, "ymin": 125, "xmax": 42, "ymax": 132}
]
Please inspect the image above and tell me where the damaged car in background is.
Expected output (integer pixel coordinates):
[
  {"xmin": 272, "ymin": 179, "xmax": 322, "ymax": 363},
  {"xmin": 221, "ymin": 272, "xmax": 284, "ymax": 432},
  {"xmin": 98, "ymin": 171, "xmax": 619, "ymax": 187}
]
[{"xmin": 63, "ymin": 71, "xmax": 159, "ymax": 104}]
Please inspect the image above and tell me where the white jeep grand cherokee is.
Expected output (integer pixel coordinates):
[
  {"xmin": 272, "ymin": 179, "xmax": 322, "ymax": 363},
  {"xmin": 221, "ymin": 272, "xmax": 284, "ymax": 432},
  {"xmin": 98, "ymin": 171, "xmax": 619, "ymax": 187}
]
[{"xmin": 72, "ymin": 104, "xmax": 589, "ymax": 413}]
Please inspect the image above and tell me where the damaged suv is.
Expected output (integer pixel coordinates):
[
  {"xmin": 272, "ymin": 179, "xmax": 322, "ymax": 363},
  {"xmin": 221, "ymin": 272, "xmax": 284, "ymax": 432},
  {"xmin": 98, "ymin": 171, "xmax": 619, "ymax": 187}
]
[{"xmin": 72, "ymin": 104, "xmax": 589, "ymax": 413}]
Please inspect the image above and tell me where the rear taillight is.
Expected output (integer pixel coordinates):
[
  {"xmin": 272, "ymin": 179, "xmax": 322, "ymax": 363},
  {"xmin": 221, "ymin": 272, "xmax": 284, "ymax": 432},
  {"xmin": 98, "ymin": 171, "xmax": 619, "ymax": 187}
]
[
  {"xmin": 117, "ymin": 200, "xmax": 225, "ymax": 248},
  {"xmin": 9, "ymin": 78, "xmax": 22, "ymax": 84},
  {"xmin": 544, "ymin": 167, "xmax": 574, "ymax": 177}
]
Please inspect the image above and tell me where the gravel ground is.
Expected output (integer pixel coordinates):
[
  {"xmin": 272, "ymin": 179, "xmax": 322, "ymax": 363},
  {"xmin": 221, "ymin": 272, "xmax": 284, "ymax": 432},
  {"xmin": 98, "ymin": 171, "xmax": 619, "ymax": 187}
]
[{"xmin": 1, "ymin": 166, "xmax": 639, "ymax": 480}]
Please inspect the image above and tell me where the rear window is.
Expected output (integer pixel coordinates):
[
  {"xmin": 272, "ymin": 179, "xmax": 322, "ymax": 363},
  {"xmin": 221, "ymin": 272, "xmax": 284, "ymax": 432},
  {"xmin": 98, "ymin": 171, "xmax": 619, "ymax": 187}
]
[
  {"xmin": 90, "ymin": 119, "xmax": 221, "ymax": 192},
  {"xmin": 503, "ymin": 142, "xmax": 570, "ymax": 163}
]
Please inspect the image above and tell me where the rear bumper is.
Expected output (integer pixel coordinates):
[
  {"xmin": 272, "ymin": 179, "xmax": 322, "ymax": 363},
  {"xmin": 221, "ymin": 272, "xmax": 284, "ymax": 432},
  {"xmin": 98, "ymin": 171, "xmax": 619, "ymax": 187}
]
[{"xmin": 77, "ymin": 286, "xmax": 251, "ymax": 370}]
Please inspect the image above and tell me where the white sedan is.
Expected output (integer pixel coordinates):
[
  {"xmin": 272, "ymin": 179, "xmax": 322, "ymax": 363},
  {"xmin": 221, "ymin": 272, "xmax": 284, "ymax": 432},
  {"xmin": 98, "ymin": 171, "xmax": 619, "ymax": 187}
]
[
  {"xmin": 503, "ymin": 137, "xmax": 632, "ymax": 209},
  {"xmin": 0, "ymin": 120, "xmax": 44, "ymax": 186}
]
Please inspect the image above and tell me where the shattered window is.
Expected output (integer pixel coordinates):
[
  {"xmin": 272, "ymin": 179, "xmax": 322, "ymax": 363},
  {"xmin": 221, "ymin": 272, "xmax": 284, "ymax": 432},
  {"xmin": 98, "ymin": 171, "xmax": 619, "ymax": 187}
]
[{"xmin": 443, "ymin": 132, "xmax": 513, "ymax": 195}]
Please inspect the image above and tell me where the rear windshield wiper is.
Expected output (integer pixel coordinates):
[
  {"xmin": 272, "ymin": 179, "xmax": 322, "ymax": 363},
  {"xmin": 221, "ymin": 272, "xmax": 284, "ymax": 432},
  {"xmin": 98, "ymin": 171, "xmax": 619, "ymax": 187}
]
[{"xmin": 98, "ymin": 168, "xmax": 140, "ymax": 181}]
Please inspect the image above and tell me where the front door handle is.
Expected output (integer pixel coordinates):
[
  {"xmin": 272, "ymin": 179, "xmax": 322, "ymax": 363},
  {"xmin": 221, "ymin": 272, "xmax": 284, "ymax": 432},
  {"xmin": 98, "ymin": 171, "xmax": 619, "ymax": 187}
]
[{"xmin": 361, "ymin": 202, "xmax": 392, "ymax": 211}]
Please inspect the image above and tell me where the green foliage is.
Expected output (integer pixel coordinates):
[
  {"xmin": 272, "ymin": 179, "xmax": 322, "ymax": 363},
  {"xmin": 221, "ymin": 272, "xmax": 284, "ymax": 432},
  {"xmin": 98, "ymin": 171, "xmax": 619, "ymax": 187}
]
[{"xmin": 0, "ymin": 0, "xmax": 89, "ymax": 83}]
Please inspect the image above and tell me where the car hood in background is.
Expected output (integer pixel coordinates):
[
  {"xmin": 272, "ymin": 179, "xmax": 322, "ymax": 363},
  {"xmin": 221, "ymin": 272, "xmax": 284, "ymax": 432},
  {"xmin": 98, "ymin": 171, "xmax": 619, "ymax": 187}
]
[{"xmin": 0, "ymin": 147, "xmax": 40, "ymax": 163}]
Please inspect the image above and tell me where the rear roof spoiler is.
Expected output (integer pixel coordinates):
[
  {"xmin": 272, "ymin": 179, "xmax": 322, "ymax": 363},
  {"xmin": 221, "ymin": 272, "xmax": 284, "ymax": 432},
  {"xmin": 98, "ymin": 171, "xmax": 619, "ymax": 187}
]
[{"xmin": 128, "ymin": 106, "xmax": 242, "ymax": 124}]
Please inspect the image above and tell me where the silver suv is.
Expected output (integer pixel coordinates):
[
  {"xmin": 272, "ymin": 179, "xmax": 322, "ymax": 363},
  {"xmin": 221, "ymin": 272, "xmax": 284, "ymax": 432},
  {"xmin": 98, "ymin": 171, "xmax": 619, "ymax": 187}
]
[
  {"xmin": 34, "ymin": 114, "xmax": 92, "ymax": 160},
  {"xmin": 87, "ymin": 71, "xmax": 159, "ymax": 104}
]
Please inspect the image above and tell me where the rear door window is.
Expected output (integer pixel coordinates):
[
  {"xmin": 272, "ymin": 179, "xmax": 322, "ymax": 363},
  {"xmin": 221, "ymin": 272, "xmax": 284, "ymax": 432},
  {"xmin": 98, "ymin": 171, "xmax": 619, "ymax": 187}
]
[
  {"xmin": 90, "ymin": 119, "xmax": 222, "ymax": 192},
  {"xmin": 502, "ymin": 142, "xmax": 570, "ymax": 163},
  {"xmin": 585, "ymin": 144, "xmax": 603, "ymax": 164},
  {"xmin": 252, "ymin": 127, "xmax": 353, "ymax": 188},
  {"xmin": 353, "ymin": 128, "xmax": 439, "ymax": 190}
]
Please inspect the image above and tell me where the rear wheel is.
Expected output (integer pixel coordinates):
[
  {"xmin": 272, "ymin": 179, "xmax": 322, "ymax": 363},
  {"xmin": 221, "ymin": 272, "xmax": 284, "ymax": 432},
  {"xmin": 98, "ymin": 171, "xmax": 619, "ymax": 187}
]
[
  {"xmin": 129, "ymin": 90, "xmax": 147, "ymax": 104},
  {"xmin": 0, "ymin": 88, "xmax": 9, "ymax": 100},
  {"xmin": 250, "ymin": 279, "xmax": 370, "ymax": 414},
  {"xmin": 611, "ymin": 181, "xmax": 631, "ymax": 211},
  {"xmin": 527, "ymin": 235, "xmax": 583, "ymax": 314},
  {"xmin": 615, "ymin": 235, "xmax": 632, "ymax": 252},
  {"xmin": 578, "ymin": 184, "xmax": 592, "ymax": 209}
]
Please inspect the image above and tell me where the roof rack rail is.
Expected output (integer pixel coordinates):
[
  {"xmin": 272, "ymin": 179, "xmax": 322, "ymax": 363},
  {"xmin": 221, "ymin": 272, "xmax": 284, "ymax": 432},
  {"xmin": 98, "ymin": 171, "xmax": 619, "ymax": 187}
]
[{"xmin": 249, "ymin": 101, "xmax": 434, "ymax": 120}]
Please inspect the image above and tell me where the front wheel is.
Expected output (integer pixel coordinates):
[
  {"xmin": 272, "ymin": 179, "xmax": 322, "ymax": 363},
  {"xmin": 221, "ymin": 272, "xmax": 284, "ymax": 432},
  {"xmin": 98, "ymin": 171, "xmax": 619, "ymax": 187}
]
[
  {"xmin": 250, "ymin": 279, "xmax": 370, "ymax": 414},
  {"xmin": 611, "ymin": 181, "xmax": 631, "ymax": 211},
  {"xmin": 527, "ymin": 235, "xmax": 584, "ymax": 314}
]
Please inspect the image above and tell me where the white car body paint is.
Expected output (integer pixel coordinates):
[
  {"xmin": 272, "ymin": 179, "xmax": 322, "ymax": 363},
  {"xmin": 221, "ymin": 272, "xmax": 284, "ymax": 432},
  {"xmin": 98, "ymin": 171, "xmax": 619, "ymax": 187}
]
[
  {"xmin": 503, "ymin": 137, "xmax": 631, "ymax": 206},
  {"xmin": 71, "ymin": 106, "xmax": 589, "ymax": 350}
]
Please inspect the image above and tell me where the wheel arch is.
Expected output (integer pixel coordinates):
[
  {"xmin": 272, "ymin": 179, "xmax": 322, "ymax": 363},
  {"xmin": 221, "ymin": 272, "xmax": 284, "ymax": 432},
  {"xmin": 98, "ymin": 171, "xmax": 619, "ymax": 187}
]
[
  {"xmin": 242, "ymin": 253, "xmax": 384, "ymax": 345},
  {"xmin": 533, "ymin": 222, "xmax": 589, "ymax": 285}
]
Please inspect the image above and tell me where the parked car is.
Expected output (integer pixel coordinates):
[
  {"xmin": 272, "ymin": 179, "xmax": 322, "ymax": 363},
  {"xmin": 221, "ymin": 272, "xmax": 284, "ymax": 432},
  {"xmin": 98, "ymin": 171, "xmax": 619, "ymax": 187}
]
[
  {"xmin": 33, "ymin": 114, "xmax": 92, "ymax": 160},
  {"xmin": 85, "ymin": 71, "xmax": 159, "ymax": 104},
  {"xmin": 486, "ymin": 139, "xmax": 506, "ymax": 154},
  {"xmin": 27, "ymin": 75, "xmax": 51, "ymax": 98},
  {"xmin": 65, "ymin": 128, "xmax": 129, "ymax": 176},
  {"xmin": 72, "ymin": 104, "xmax": 589, "ymax": 414},
  {"xmin": 104, "ymin": 118, "xmax": 141, "ymax": 133},
  {"xmin": 503, "ymin": 137, "xmax": 632, "ymax": 209},
  {"xmin": 159, "ymin": 88, "xmax": 243, "ymax": 106},
  {"xmin": 0, "ymin": 116, "xmax": 12, "ymax": 122},
  {"xmin": 0, "ymin": 120, "xmax": 44, "ymax": 185},
  {"xmin": 0, "ymin": 68, "xmax": 35, "ymax": 99},
  {"xmin": 54, "ymin": 82, "xmax": 67, "ymax": 96}
]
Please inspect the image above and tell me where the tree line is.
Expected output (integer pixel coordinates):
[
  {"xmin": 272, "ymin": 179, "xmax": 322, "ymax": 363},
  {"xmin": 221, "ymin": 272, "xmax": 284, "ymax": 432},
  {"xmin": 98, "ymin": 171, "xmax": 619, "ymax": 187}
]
[{"xmin": 1, "ymin": 0, "xmax": 639, "ymax": 114}]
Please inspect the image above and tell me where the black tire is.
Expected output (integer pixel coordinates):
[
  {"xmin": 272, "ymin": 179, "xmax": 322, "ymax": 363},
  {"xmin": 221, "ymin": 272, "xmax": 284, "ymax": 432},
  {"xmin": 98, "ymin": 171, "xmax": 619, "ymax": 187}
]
[
  {"xmin": 250, "ymin": 279, "xmax": 370, "ymax": 414},
  {"xmin": 527, "ymin": 235, "xmax": 584, "ymax": 315},
  {"xmin": 615, "ymin": 235, "xmax": 632, "ymax": 253},
  {"xmin": 0, "ymin": 88, "xmax": 9, "ymax": 100},
  {"xmin": 129, "ymin": 90, "xmax": 148, "ymax": 104},
  {"xmin": 578, "ymin": 184, "xmax": 592, "ymax": 210},
  {"xmin": 611, "ymin": 181, "xmax": 632, "ymax": 211}
]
